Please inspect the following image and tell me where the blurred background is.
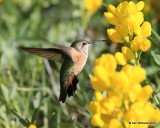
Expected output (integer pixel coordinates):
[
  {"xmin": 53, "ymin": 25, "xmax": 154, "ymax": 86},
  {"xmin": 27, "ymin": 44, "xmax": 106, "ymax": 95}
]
[{"xmin": 0, "ymin": 0, "xmax": 160, "ymax": 128}]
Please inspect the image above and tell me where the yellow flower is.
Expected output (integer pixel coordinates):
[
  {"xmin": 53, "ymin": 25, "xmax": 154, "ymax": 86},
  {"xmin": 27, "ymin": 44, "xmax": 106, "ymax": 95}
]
[
  {"xmin": 134, "ymin": 12, "xmax": 144, "ymax": 26},
  {"xmin": 95, "ymin": 91, "xmax": 103, "ymax": 101},
  {"xmin": 139, "ymin": 38, "xmax": 151, "ymax": 52},
  {"xmin": 139, "ymin": 21, "xmax": 151, "ymax": 37},
  {"xmin": 108, "ymin": 95, "xmax": 122, "ymax": 108},
  {"xmin": 100, "ymin": 98, "xmax": 114, "ymax": 114},
  {"xmin": 149, "ymin": 107, "xmax": 160, "ymax": 123},
  {"xmin": 89, "ymin": 0, "xmax": 157, "ymax": 126},
  {"xmin": 126, "ymin": 101, "xmax": 147, "ymax": 121},
  {"xmin": 88, "ymin": 101, "xmax": 101, "ymax": 114},
  {"xmin": 122, "ymin": 65, "xmax": 146, "ymax": 84},
  {"xmin": 104, "ymin": 4, "xmax": 119, "ymax": 25},
  {"xmin": 91, "ymin": 114, "xmax": 104, "ymax": 127},
  {"xmin": 91, "ymin": 65, "xmax": 110, "ymax": 91},
  {"xmin": 106, "ymin": 1, "xmax": 144, "ymax": 23},
  {"xmin": 115, "ymin": 52, "xmax": 126, "ymax": 65},
  {"xmin": 131, "ymin": 36, "xmax": 151, "ymax": 52},
  {"xmin": 84, "ymin": 0, "xmax": 102, "ymax": 13},
  {"xmin": 115, "ymin": 14, "xmax": 143, "ymax": 36},
  {"xmin": 108, "ymin": 119, "xmax": 123, "ymax": 128},
  {"xmin": 115, "ymin": 47, "xmax": 134, "ymax": 65},
  {"xmin": 95, "ymin": 54, "xmax": 117, "ymax": 75},
  {"xmin": 91, "ymin": 54, "xmax": 117, "ymax": 91},
  {"xmin": 111, "ymin": 71, "xmax": 129, "ymax": 93},
  {"xmin": 107, "ymin": 4, "xmax": 116, "ymax": 14},
  {"xmin": 121, "ymin": 46, "xmax": 134, "ymax": 60},
  {"xmin": 100, "ymin": 95, "xmax": 122, "ymax": 115},
  {"xmin": 28, "ymin": 124, "xmax": 37, "ymax": 128},
  {"xmin": 136, "ymin": 1, "xmax": 145, "ymax": 11},
  {"xmin": 115, "ymin": 1, "xmax": 144, "ymax": 21},
  {"xmin": 138, "ymin": 85, "xmax": 153, "ymax": 102},
  {"xmin": 107, "ymin": 29, "xmax": 123, "ymax": 43},
  {"xmin": 130, "ymin": 21, "xmax": 151, "ymax": 52},
  {"xmin": 131, "ymin": 36, "xmax": 141, "ymax": 52},
  {"xmin": 128, "ymin": 83, "xmax": 142, "ymax": 102},
  {"xmin": 115, "ymin": 23, "xmax": 128, "ymax": 37},
  {"xmin": 115, "ymin": 1, "xmax": 131, "ymax": 20},
  {"xmin": 105, "ymin": 1, "xmax": 145, "ymax": 43},
  {"xmin": 128, "ymin": 83, "xmax": 152, "ymax": 103},
  {"xmin": 104, "ymin": 12, "xmax": 119, "ymax": 25},
  {"xmin": 144, "ymin": 102, "xmax": 160, "ymax": 122},
  {"xmin": 89, "ymin": 55, "xmax": 160, "ymax": 127},
  {"xmin": 124, "ymin": 101, "xmax": 160, "ymax": 127}
]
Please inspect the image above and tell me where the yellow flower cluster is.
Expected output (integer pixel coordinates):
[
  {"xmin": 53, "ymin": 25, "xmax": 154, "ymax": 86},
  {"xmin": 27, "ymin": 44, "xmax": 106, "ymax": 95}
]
[
  {"xmin": 104, "ymin": 1, "xmax": 151, "ymax": 65},
  {"xmin": 28, "ymin": 124, "xmax": 37, "ymax": 128},
  {"xmin": 84, "ymin": 0, "xmax": 102, "ymax": 13},
  {"xmin": 89, "ymin": 54, "xmax": 160, "ymax": 128}
]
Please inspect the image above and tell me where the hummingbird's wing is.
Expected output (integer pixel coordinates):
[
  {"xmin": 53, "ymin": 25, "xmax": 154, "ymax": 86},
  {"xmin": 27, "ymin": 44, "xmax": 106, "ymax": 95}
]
[{"xmin": 19, "ymin": 45, "xmax": 74, "ymax": 62}]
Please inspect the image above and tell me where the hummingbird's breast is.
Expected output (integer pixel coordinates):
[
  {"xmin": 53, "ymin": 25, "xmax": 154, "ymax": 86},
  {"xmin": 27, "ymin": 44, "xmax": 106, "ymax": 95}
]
[
  {"xmin": 59, "ymin": 49, "xmax": 88, "ymax": 102},
  {"xmin": 72, "ymin": 51, "xmax": 88, "ymax": 75}
]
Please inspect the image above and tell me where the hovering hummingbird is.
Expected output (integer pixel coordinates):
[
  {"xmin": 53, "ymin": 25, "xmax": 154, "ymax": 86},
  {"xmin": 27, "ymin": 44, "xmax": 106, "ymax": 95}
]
[{"xmin": 20, "ymin": 39, "xmax": 91, "ymax": 103}]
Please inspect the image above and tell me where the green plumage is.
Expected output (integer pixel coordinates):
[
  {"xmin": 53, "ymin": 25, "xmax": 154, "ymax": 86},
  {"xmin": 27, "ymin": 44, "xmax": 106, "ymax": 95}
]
[{"xmin": 59, "ymin": 57, "xmax": 75, "ymax": 102}]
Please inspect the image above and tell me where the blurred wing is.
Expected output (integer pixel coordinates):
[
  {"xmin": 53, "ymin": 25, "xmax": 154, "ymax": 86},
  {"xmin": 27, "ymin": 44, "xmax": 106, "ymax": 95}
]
[{"xmin": 19, "ymin": 46, "xmax": 73, "ymax": 62}]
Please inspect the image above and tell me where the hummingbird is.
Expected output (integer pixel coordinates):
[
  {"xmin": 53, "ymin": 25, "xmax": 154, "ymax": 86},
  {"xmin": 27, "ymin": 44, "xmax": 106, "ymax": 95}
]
[{"xmin": 20, "ymin": 39, "xmax": 91, "ymax": 103}]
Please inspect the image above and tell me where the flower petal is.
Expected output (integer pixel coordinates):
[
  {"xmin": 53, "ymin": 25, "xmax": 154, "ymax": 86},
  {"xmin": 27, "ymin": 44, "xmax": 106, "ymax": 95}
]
[
  {"xmin": 115, "ymin": 52, "xmax": 126, "ymax": 65},
  {"xmin": 107, "ymin": 29, "xmax": 123, "ymax": 43}
]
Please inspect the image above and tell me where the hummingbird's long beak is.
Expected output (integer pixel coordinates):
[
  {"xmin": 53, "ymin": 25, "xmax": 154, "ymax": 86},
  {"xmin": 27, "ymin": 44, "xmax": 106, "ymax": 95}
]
[{"xmin": 92, "ymin": 39, "xmax": 108, "ymax": 43}]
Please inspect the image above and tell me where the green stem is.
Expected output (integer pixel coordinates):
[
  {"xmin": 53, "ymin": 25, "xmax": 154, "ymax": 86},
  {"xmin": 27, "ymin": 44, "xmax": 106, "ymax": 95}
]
[
  {"xmin": 135, "ymin": 52, "xmax": 141, "ymax": 66},
  {"xmin": 154, "ymin": 96, "xmax": 159, "ymax": 105},
  {"xmin": 102, "ymin": 2, "xmax": 107, "ymax": 7},
  {"xmin": 149, "ymin": 36, "xmax": 160, "ymax": 50},
  {"xmin": 152, "ymin": 29, "xmax": 160, "ymax": 41},
  {"xmin": 153, "ymin": 94, "xmax": 160, "ymax": 109}
]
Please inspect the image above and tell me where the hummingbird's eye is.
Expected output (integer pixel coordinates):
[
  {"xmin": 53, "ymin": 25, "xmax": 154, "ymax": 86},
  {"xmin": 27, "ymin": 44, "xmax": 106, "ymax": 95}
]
[{"xmin": 82, "ymin": 42, "xmax": 86, "ymax": 45}]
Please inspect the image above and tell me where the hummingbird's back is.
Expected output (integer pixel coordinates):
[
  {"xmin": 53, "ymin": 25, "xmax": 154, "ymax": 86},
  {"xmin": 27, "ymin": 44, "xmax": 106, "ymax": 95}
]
[{"xmin": 59, "ymin": 59, "xmax": 78, "ymax": 102}]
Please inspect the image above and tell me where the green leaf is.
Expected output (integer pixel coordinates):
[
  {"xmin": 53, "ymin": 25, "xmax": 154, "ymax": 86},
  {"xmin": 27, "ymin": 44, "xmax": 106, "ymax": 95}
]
[
  {"xmin": 89, "ymin": 74, "xmax": 92, "ymax": 78},
  {"xmin": 155, "ymin": 122, "xmax": 160, "ymax": 128},
  {"xmin": 151, "ymin": 91, "xmax": 158, "ymax": 97},
  {"xmin": 11, "ymin": 110, "xmax": 30, "ymax": 127},
  {"xmin": 155, "ymin": 104, "xmax": 160, "ymax": 109},
  {"xmin": 19, "ymin": 118, "xmax": 30, "ymax": 127},
  {"xmin": 31, "ymin": 108, "xmax": 39, "ymax": 124},
  {"xmin": 151, "ymin": 51, "xmax": 160, "ymax": 65},
  {"xmin": 0, "ymin": 84, "xmax": 9, "ymax": 103},
  {"xmin": 146, "ymin": 66, "xmax": 159, "ymax": 75},
  {"xmin": 11, "ymin": 110, "xmax": 21, "ymax": 119}
]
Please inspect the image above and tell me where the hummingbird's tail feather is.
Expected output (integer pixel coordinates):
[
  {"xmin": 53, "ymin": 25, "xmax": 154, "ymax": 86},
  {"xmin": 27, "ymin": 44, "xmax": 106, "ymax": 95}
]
[
  {"xmin": 59, "ymin": 87, "xmax": 67, "ymax": 103},
  {"xmin": 67, "ymin": 74, "xmax": 78, "ymax": 97},
  {"xmin": 59, "ymin": 73, "xmax": 78, "ymax": 103}
]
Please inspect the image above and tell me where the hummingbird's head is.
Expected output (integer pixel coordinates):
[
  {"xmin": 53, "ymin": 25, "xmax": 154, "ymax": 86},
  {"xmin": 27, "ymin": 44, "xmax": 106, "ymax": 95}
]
[{"xmin": 71, "ymin": 39, "xmax": 91, "ymax": 54}]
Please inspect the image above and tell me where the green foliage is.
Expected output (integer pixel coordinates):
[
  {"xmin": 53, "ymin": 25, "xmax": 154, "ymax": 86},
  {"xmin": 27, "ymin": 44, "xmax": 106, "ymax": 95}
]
[
  {"xmin": 151, "ymin": 51, "xmax": 160, "ymax": 65},
  {"xmin": 155, "ymin": 122, "xmax": 160, "ymax": 128},
  {"xmin": 0, "ymin": 0, "xmax": 106, "ymax": 127},
  {"xmin": 0, "ymin": 0, "xmax": 160, "ymax": 128},
  {"xmin": 11, "ymin": 110, "xmax": 30, "ymax": 127}
]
